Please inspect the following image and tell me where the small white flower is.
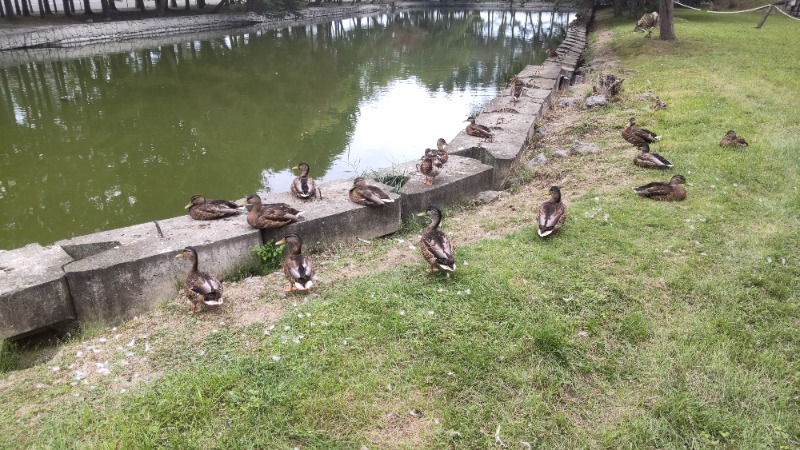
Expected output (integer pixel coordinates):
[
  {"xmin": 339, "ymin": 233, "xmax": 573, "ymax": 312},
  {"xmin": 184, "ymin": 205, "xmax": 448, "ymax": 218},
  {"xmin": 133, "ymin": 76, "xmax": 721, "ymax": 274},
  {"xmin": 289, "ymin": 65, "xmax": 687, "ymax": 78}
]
[
  {"xmin": 428, "ymin": 310, "xmax": 434, "ymax": 316},
  {"xmin": 272, "ymin": 355, "xmax": 281, "ymax": 362},
  {"xmin": 284, "ymin": 326, "xmax": 291, "ymax": 331},
  {"xmin": 399, "ymin": 310, "xmax": 406, "ymax": 316},
  {"xmin": 126, "ymin": 339, "xmax": 135, "ymax": 347}
]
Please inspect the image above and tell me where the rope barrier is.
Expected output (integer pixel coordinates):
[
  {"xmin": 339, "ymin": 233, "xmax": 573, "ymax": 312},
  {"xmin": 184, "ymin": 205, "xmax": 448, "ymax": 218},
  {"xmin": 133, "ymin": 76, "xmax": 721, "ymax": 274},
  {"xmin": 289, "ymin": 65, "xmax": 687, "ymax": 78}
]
[
  {"xmin": 774, "ymin": 5, "xmax": 800, "ymax": 20},
  {"xmin": 674, "ymin": 1, "xmax": 800, "ymax": 20}
]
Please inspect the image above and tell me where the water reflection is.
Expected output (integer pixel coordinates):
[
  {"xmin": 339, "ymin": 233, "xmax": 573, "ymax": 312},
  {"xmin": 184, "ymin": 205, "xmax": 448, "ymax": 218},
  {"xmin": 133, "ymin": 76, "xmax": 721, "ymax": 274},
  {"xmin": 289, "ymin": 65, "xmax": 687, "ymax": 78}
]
[{"xmin": 0, "ymin": 9, "xmax": 574, "ymax": 250}]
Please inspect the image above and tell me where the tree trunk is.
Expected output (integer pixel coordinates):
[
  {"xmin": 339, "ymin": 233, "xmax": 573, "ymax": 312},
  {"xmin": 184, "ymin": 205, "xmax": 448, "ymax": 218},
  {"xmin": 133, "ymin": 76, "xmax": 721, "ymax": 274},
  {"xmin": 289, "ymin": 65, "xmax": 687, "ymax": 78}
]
[
  {"xmin": 37, "ymin": 0, "xmax": 44, "ymax": 16},
  {"xmin": 0, "ymin": 1, "xmax": 4, "ymax": 16},
  {"xmin": 170, "ymin": 0, "xmax": 177, "ymax": 8},
  {"xmin": 155, "ymin": 0, "xmax": 165, "ymax": 16},
  {"xmin": 69, "ymin": 0, "xmax": 75, "ymax": 13},
  {"xmin": 197, "ymin": 0, "xmax": 205, "ymax": 9},
  {"xmin": 20, "ymin": 0, "xmax": 29, "ymax": 16},
  {"xmin": 184, "ymin": 0, "xmax": 189, "ymax": 10},
  {"xmin": 82, "ymin": 0, "xmax": 93, "ymax": 14},
  {"xmin": 100, "ymin": 0, "xmax": 109, "ymax": 17},
  {"xmin": 61, "ymin": 0, "xmax": 70, "ymax": 15},
  {"xmin": 658, "ymin": 0, "xmax": 676, "ymax": 40},
  {"xmin": 135, "ymin": 0, "xmax": 144, "ymax": 11},
  {"xmin": 44, "ymin": 0, "xmax": 52, "ymax": 14},
  {"xmin": 109, "ymin": 0, "xmax": 118, "ymax": 11},
  {"xmin": 13, "ymin": 0, "xmax": 21, "ymax": 15}
]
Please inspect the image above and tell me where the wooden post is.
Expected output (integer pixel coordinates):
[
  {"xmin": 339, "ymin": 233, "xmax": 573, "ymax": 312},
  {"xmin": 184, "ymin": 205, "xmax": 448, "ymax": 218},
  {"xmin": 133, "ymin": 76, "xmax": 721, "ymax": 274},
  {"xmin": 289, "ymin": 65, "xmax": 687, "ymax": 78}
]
[{"xmin": 756, "ymin": 5, "xmax": 773, "ymax": 29}]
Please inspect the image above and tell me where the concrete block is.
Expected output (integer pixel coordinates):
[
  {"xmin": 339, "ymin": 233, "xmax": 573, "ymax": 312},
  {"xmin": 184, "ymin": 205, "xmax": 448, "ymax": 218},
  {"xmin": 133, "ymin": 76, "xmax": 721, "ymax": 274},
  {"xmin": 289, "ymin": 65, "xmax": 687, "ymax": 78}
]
[
  {"xmin": 0, "ymin": 244, "xmax": 75, "ymax": 339},
  {"xmin": 257, "ymin": 179, "xmax": 402, "ymax": 248},
  {"xmin": 372, "ymin": 155, "xmax": 494, "ymax": 220},
  {"xmin": 63, "ymin": 213, "xmax": 262, "ymax": 326}
]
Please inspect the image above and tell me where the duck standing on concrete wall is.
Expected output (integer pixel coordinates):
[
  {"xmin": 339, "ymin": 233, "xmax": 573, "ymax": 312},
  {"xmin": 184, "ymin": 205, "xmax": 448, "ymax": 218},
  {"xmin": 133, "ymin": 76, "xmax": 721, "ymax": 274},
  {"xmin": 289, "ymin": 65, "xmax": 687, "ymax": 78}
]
[
  {"xmin": 246, "ymin": 194, "xmax": 304, "ymax": 229},
  {"xmin": 185, "ymin": 195, "xmax": 243, "ymax": 220},
  {"xmin": 176, "ymin": 246, "xmax": 224, "ymax": 313},
  {"xmin": 291, "ymin": 162, "xmax": 321, "ymax": 200},
  {"xmin": 435, "ymin": 138, "xmax": 449, "ymax": 164},
  {"xmin": 348, "ymin": 177, "xmax": 395, "ymax": 206},
  {"xmin": 275, "ymin": 233, "xmax": 315, "ymax": 291},
  {"xmin": 417, "ymin": 149, "xmax": 444, "ymax": 186}
]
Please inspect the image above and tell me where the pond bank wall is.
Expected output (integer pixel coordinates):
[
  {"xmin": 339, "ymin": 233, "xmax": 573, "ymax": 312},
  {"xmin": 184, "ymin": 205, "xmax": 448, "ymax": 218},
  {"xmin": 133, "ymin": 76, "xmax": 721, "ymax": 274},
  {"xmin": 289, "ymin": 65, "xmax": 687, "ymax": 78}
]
[{"xmin": 0, "ymin": 8, "xmax": 589, "ymax": 340}]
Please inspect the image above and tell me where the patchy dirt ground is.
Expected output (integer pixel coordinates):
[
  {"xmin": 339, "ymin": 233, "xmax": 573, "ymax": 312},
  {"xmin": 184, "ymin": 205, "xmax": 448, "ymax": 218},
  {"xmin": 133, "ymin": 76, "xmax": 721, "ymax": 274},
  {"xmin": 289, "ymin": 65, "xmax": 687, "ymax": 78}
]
[{"xmin": 1, "ymin": 24, "xmax": 646, "ymax": 437}]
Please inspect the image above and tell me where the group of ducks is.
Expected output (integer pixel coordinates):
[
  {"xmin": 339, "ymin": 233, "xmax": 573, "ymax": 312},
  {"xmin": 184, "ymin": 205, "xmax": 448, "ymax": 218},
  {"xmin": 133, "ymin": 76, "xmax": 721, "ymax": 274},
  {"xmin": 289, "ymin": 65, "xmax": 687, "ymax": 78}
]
[
  {"xmin": 177, "ymin": 156, "xmax": 461, "ymax": 313},
  {"xmin": 623, "ymin": 116, "xmax": 748, "ymax": 201},
  {"xmin": 174, "ymin": 106, "xmax": 749, "ymax": 313}
]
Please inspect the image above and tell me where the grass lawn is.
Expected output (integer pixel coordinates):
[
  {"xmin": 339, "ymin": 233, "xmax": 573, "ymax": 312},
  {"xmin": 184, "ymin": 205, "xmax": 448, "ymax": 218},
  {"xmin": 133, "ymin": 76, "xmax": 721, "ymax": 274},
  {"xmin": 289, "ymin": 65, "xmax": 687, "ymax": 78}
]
[{"xmin": 1, "ymin": 8, "xmax": 799, "ymax": 449}]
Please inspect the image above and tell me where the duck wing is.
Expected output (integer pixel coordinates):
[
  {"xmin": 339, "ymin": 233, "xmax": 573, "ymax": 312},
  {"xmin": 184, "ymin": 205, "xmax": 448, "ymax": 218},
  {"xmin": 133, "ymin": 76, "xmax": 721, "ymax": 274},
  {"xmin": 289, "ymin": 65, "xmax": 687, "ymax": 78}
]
[
  {"xmin": 633, "ymin": 181, "xmax": 672, "ymax": 197},
  {"xmin": 538, "ymin": 202, "xmax": 566, "ymax": 236}
]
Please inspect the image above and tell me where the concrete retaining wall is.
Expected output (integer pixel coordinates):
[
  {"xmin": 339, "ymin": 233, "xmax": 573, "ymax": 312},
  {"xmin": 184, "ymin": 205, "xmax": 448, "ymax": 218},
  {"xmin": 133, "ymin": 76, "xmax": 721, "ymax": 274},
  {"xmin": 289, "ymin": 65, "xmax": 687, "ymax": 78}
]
[{"xmin": 0, "ymin": 11, "xmax": 588, "ymax": 340}]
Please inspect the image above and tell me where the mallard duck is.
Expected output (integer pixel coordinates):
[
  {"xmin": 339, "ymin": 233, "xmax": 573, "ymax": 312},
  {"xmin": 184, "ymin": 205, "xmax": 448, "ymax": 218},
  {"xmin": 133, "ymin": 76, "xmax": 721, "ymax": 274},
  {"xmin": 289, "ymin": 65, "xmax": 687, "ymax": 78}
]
[
  {"xmin": 622, "ymin": 117, "xmax": 661, "ymax": 151},
  {"xmin": 417, "ymin": 149, "xmax": 443, "ymax": 186},
  {"xmin": 719, "ymin": 130, "xmax": 748, "ymax": 147},
  {"xmin": 634, "ymin": 147, "xmax": 672, "ymax": 169},
  {"xmin": 652, "ymin": 97, "xmax": 667, "ymax": 110},
  {"xmin": 436, "ymin": 138, "xmax": 449, "ymax": 164},
  {"xmin": 509, "ymin": 76, "xmax": 527, "ymax": 102},
  {"xmin": 417, "ymin": 206, "xmax": 455, "ymax": 272},
  {"xmin": 185, "ymin": 195, "xmax": 243, "ymax": 220},
  {"xmin": 633, "ymin": 174, "xmax": 687, "ymax": 201},
  {"xmin": 176, "ymin": 246, "xmax": 223, "ymax": 313},
  {"xmin": 246, "ymin": 194, "xmax": 304, "ymax": 229},
  {"xmin": 537, "ymin": 186, "xmax": 568, "ymax": 237},
  {"xmin": 545, "ymin": 48, "xmax": 559, "ymax": 58},
  {"xmin": 348, "ymin": 177, "xmax": 395, "ymax": 206},
  {"xmin": 290, "ymin": 162, "xmax": 321, "ymax": 201},
  {"xmin": 466, "ymin": 116, "xmax": 494, "ymax": 142},
  {"xmin": 275, "ymin": 233, "xmax": 315, "ymax": 291}
]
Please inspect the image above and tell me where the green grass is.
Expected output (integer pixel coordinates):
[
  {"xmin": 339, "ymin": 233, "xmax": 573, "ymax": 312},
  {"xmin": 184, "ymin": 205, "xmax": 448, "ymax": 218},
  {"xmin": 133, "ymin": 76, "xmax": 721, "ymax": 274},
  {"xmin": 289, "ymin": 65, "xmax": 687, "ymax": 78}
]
[{"xmin": 1, "ymin": 9, "xmax": 799, "ymax": 448}]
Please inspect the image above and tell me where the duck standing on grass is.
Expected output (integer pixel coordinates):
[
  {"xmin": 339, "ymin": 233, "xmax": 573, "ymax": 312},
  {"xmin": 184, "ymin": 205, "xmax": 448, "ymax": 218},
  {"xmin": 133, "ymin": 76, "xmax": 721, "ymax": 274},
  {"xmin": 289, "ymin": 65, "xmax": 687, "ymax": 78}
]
[
  {"xmin": 348, "ymin": 177, "xmax": 395, "ymax": 206},
  {"xmin": 537, "ymin": 186, "xmax": 568, "ymax": 238},
  {"xmin": 246, "ymin": 194, "xmax": 304, "ymax": 229},
  {"xmin": 291, "ymin": 162, "xmax": 321, "ymax": 200},
  {"xmin": 176, "ymin": 246, "xmax": 223, "ymax": 313},
  {"xmin": 185, "ymin": 195, "xmax": 243, "ymax": 220},
  {"xmin": 418, "ymin": 206, "xmax": 456, "ymax": 273},
  {"xmin": 633, "ymin": 174, "xmax": 687, "ymax": 201},
  {"xmin": 275, "ymin": 233, "xmax": 315, "ymax": 291},
  {"xmin": 622, "ymin": 117, "xmax": 661, "ymax": 151}
]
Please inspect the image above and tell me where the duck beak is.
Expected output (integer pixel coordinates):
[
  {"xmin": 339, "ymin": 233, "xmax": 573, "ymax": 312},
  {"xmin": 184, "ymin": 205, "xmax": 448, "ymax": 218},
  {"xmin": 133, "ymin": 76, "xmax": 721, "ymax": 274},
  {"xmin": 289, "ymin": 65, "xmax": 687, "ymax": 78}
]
[
  {"xmin": 176, "ymin": 251, "xmax": 185, "ymax": 258},
  {"xmin": 417, "ymin": 211, "xmax": 427, "ymax": 217},
  {"xmin": 184, "ymin": 203, "xmax": 192, "ymax": 209},
  {"xmin": 274, "ymin": 238, "xmax": 286, "ymax": 247},
  {"xmin": 291, "ymin": 165, "xmax": 299, "ymax": 170}
]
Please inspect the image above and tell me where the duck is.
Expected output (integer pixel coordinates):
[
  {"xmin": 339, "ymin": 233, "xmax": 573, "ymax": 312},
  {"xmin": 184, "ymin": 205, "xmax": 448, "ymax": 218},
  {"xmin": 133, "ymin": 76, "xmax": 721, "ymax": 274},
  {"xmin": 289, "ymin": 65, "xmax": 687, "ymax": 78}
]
[
  {"xmin": 246, "ymin": 194, "xmax": 304, "ymax": 229},
  {"xmin": 417, "ymin": 206, "xmax": 455, "ymax": 272},
  {"xmin": 537, "ymin": 186, "xmax": 568, "ymax": 237},
  {"xmin": 290, "ymin": 162, "xmax": 321, "ymax": 200},
  {"xmin": 719, "ymin": 130, "xmax": 748, "ymax": 147},
  {"xmin": 509, "ymin": 75, "xmax": 527, "ymax": 102},
  {"xmin": 633, "ymin": 174, "xmax": 687, "ymax": 201},
  {"xmin": 417, "ymin": 149, "xmax": 443, "ymax": 186},
  {"xmin": 652, "ymin": 97, "xmax": 667, "ymax": 110},
  {"xmin": 435, "ymin": 138, "xmax": 449, "ymax": 164},
  {"xmin": 275, "ymin": 233, "xmax": 315, "ymax": 291},
  {"xmin": 633, "ymin": 147, "xmax": 673, "ymax": 169},
  {"xmin": 185, "ymin": 195, "xmax": 243, "ymax": 220},
  {"xmin": 176, "ymin": 246, "xmax": 223, "ymax": 313},
  {"xmin": 622, "ymin": 117, "xmax": 661, "ymax": 151},
  {"xmin": 466, "ymin": 116, "xmax": 494, "ymax": 142},
  {"xmin": 545, "ymin": 48, "xmax": 559, "ymax": 58},
  {"xmin": 348, "ymin": 177, "xmax": 395, "ymax": 206}
]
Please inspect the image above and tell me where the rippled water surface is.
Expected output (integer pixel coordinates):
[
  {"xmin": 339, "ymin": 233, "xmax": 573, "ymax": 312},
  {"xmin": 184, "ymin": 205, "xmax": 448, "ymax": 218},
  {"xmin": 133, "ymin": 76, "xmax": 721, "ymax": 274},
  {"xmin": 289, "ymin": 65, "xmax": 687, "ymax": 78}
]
[{"xmin": 0, "ymin": 9, "xmax": 575, "ymax": 249}]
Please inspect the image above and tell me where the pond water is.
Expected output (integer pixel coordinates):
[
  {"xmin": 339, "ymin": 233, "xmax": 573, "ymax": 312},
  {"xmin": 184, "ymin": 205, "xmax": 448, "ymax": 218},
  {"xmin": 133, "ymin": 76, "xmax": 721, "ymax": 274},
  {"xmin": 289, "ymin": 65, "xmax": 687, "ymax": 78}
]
[{"xmin": 0, "ymin": 9, "xmax": 575, "ymax": 250}]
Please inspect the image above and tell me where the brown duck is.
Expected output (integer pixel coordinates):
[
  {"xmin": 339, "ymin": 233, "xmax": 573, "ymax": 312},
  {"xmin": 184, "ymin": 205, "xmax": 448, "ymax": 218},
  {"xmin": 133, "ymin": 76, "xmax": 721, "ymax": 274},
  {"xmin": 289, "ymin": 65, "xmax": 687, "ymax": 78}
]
[
  {"xmin": 633, "ymin": 174, "xmax": 687, "ymax": 201},
  {"xmin": 435, "ymin": 138, "xmax": 449, "ymax": 164},
  {"xmin": 176, "ymin": 246, "xmax": 223, "ymax": 313},
  {"xmin": 509, "ymin": 75, "xmax": 527, "ymax": 102},
  {"xmin": 290, "ymin": 162, "xmax": 321, "ymax": 200},
  {"xmin": 417, "ymin": 149, "xmax": 443, "ymax": 186},
  {"xmin": 633, "ymin": 147, "xmax": 672, "ymax": 170},
  {"xmin": 185, "ymin": 195, "xmax": 243, "ymax": 220},
  {"xmin": 275, "ymin": 233, "xmax": 315, "ymax": 291},
  {"xmin": 719, "ymin": 130, "xmax": 748, "ymax": 148},
  {"xmin": 537, "ymin": 186, "xmax": 568, "ymax": 237},
  {"xmin": 622, "ymin": 117, "xmax": 661, "ymax": 151},
  {"xmin": 246, "ymin": 194, "xmax": 303, "ymax": 229},
  {"xmin": 348, "ymin": 177, "xmax": 395, "ymax": 206},
  {"xmin": 417, "ymin": 206, "xmax": 455, "ymax": 272},
  {"xmin": 466, "ymin": 116, "xmax": 494, "ymax": 142},
  {"xmin": 545, "ymin": 48, "xmax": 559, "ymax": 58}
]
